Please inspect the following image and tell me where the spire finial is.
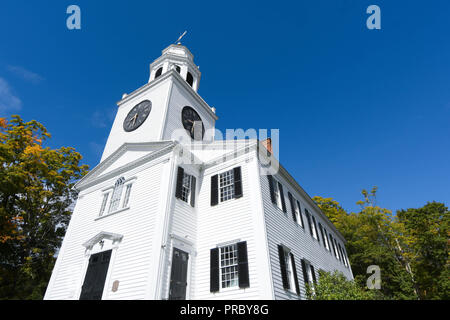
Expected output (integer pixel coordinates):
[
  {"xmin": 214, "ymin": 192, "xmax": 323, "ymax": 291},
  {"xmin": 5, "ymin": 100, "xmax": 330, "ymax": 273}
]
[{"xmin": 176, "ymin": 30, "xmax": 187, "ymax": 44}]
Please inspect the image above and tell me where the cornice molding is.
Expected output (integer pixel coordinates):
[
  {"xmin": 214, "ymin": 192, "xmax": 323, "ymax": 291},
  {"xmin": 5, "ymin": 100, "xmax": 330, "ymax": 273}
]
[
  {"xmin": 75, "ymin": 141, "xmax": 175, "ymax": 191},
  {"xmin": 116, "ymin": 70, "xmax": 218, "ymax": 121},
  {"xmin": 263, "ymin": 153, "xmax": 348, "ymax": 243}
]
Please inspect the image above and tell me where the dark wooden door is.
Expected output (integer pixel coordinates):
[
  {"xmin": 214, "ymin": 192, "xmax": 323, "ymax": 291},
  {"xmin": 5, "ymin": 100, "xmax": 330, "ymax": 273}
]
[
  {"xmin": 79, "ymin": 250, "xmax": 112, "ymax": 300},
  {"xmin": 168, "ymin": 248, "xmax": 189, "ymax": 300}
]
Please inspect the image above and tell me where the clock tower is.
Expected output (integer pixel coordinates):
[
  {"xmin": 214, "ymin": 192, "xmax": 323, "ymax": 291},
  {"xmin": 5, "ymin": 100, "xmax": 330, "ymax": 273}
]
[{"xmin": 100, "ymin": 44, "xmax": 218, "ymax": 162}]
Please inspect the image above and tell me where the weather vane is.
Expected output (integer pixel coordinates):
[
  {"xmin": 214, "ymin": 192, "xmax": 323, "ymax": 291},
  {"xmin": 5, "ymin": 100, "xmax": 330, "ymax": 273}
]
[{"xmin": 176, "ymin": 30, "xmax": 187, "ymax": 44}]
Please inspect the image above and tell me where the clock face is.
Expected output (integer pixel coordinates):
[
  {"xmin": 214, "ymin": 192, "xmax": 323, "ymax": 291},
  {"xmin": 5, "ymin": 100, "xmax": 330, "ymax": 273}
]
[
  {"xmin": 123, "ymin": 100, "xmax": 152, "ymax": 132},
  {"xmin": 181, "ymin": 106, "xmax": 204, "ymax": 140}
]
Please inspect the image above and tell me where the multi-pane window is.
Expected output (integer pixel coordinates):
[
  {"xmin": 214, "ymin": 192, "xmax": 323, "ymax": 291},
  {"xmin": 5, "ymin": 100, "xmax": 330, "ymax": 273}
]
[
  {"xmin": 329, "ymin": 233, "xmax": 337, "ymax": 258},
  {"xmin": 100, "ymin": 177, "xmax": 134, "ymax": 217},
  {"xmin": 311, "ymin": 216, "xmax": 319, "ymax": 240},
  {"xmin": 293, "ymin": 200, "xmax": 302, "ymax": 226},
  {"xmin": 220, "ymin": 244, "xmax": 239, "ymax": 289},
  {"xmin": 122, "ymin": 184, "xmax": 132, "ymax": 208},
  {"xmin": 273, "ymin": 181, "xmax": 280, "ymax": 208},
  {"xmin": 108, "ymin": 177, "xmax": 125, "ymax": 213},
  {"xmin": 338, "ymin": 243, "xmax": 347, "ymax": 266},
  {"xmin": 341, "ymin": 246, "xmax": 349, "ymax": 267},
  {"xmin": 322, "ymin": 226, "xmax": 330, "ymax": 251},
  {"xmin": 180, "ymin": 173, "xmax": 194, "ymax": 203},
  {"xmin": 176, "ymin": 167, "xmax": 197, "ymax": 207},
  {"xmin": 307, "ymin": 263, "xmax": 314, "ymax": 285},
  {"xmin": 273, "ymin": 180, "xmax": 285, "ymax": 211},
  {"xmin": 219, "ymin": 169, "xmax": 235, "ymax": 202},
  {"xmin": 302, "ymin": 260, "xmax": 316, "ymax": 293},
  {"xmin": 306, "ymin": 209, "xmax": 318, "ymax": 240},
  {"xmin": 307, "ymin": 262, "xmax": 317, "ymax": 295},
  {"xmin": 284, "ymin": 249, "xmax": 296, "ymax": 293},
  {"xmin": 99, "ymin": 193, "xmax": 109, "ymax": 217},
  {"xmin": 332, "ymin": 238, "xmax": 340, "ymax": 259}
]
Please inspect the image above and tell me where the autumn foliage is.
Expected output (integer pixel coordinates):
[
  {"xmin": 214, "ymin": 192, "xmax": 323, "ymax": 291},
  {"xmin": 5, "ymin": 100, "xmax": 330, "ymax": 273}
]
[{"xmin": 0, "ymin": 115, "xmax": 88, "ymax": 299}]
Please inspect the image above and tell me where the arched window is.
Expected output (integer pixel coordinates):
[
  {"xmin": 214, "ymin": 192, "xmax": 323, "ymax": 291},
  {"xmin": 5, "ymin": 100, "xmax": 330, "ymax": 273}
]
[
  {"xmin": 175, "ymin": 65, "xmax": 181, "ymax": 73},
  {"xmin": 155, "ymin": 67, "xmax": 163, "ymax": 79},
  {"xmin": 186, "ymin": 72, "xmax": 194, "ymax": 87},
  {"xmin": 109, "ymin": 177, "xmax": 125, "ymax": 213}
]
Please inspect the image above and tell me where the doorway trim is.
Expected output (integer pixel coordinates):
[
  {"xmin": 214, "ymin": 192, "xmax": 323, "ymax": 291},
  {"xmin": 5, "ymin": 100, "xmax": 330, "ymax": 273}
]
[
  {"xmin": 76, "ymin": 231, "xmax": 123, "ymax": 300},
  {"xmin": 163, "ymin": 233, "xmax": 195, "ymax": 300}
]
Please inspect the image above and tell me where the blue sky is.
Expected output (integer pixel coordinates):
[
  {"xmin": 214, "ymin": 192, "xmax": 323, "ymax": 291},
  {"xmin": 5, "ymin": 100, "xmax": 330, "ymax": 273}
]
[{"xmin": 0, "ymin": 0, "xmax": 449, "ymax": 214}]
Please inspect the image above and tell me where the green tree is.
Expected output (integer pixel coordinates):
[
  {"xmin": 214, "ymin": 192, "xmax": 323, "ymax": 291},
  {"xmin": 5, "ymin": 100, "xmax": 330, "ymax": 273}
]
[
  {"xmin": 0, "ymin": 115, "xmax": 88, "ymax": 299},
  {"xmin": 306, "ymin": 270, "xmax": 382, "ymax": 300},
  {"xmin": 313, "ymin": 187, "xmax": 418, "ymax": 300},
  {"xmin": 397, "ymin": 202, "xmax": 449, "ymax": 299}
]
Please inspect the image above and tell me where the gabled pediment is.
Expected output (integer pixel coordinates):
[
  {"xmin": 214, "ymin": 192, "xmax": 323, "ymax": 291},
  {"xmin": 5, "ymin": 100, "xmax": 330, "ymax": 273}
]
[{"xmin": 75, "ymin": 141, "xmax": 175, "ymax": 191}]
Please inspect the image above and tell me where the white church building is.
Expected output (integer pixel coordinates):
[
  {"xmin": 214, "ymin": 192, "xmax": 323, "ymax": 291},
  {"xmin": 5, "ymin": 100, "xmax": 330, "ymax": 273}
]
[{"xmin": 44, "ymin": 43, "xmax": 353, "ymax": 300}]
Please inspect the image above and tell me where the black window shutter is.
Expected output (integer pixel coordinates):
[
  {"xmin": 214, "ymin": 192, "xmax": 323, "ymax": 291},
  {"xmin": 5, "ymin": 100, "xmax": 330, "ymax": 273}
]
[
  {"xmin": 211, "ymin": 174, "xmax": 218, "ymax": 206},
  {"xmin": 319, "ymin": 223, "xmax": 325, "ymax": 245},
  {"xmin": 175, "ymin": 167, "xmax": 184, "ymax": 199},
  {"xmin": 237, "ymin": 241, "xmax": 250, "ymax": 288},
  {"xmin": 329, "ymin": 233, "xmax": 334, "ymax": 255},
  {"xmin": 330, "ymin": 234, "xmax": 337, "ymax": 257},
  {"xmin": 312, "ymin": 216, "xmax": 320, "ymax": 243},
  {"xmin": 277, "ymin": 245, "xmax": 289, "ymax": 290},
  {"xmin": 288, "ymin": 192, "xmax": 297, "ymax": 223},
  {"xmin": 310, "ymin": 264, "xmax": 317, "ymax": 284},
  {"xmin": 290, "ymin": 253, "xmax": 301, "ymax": 295},
  {"xmin": 278, "ymin": 182, "xmax": 287, "ymax": 213},
  {"xmin": 336, "ymin": 241, "xmax": 342, "ymax": 262},
  {"xmin": 335, "ymin": 239, "xmax": 340, "ymax": 260},
  {"xmin": 297, "ymin": 200, "xmax": 305, "ymax": 228},
  {"xmin": 268, "ymin": 175, "xmax": 276, "ymax": 204},
  {"xmin": 190, "ymin": 176, "xmax": 196, "ymax": 207},
  {"xmin": 342, "ymin": 247, "xmax": 350, "ymax": 267},
  {"xmin": 210, "ymin": 248, "xmax": 220, "ymax": 292},
  {"xmin": 301, "ymin": 259, "xmax": 309, "ymax": 284},
  {"xmin": 338, "ymin": 243, "xmax": 344, "ymax": 264},
  {"xmin": 233, "ymin": 167, "xmax": 243, "ymax": 199},
  {"xmin": 305, "ymin": 209, "xmax": 313, "ymax": 236},
  {"xmin": 325, "ymin": 232, "xmax": 331, "ymax": 252}
]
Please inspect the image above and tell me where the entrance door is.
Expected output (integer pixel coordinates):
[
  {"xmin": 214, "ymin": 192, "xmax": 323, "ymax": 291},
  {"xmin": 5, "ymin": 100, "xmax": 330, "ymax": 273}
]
[
  {"xmin": 168, "ymin": 248, "xmax": 189, "ymax": 300},
  {"xmin": 79, "ymin": 250, "xmax": 112, "ymax": 300}
]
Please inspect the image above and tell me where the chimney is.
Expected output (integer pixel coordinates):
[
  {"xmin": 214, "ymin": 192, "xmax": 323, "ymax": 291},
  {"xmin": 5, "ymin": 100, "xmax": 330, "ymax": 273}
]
[{"xmin": 261, "ymin": 138, "xmax": 272, "ymax": 154}]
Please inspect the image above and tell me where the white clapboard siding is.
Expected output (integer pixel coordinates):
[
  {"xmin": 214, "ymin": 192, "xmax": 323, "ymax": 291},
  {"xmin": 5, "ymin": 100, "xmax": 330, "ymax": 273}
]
[
  {"xmin": 45, "ymin": 156, "xmax": 167, "ymax": 300},
  {"xmin": 158, "ymin": 164, "xmax": 199, "ymax": 300},
  {"xmin": 193, "ymin": 153, "xmax": 268, "ymax": 300},
  {"xmin": 258, "ymin": 161, "xmax": 353, "ymax": 300}
]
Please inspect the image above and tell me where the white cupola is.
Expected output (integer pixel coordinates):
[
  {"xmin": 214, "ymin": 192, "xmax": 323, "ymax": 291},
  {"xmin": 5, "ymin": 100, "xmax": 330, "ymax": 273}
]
[{"xmin": 148, "ymin": 44, "xmax": 201, "ymax": 92}]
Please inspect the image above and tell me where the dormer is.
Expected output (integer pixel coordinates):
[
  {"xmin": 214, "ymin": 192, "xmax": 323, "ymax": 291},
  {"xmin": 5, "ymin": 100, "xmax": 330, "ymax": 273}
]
[{"xmin": 148, "ymin": 44, "xmax": 201, "ymax": 92}]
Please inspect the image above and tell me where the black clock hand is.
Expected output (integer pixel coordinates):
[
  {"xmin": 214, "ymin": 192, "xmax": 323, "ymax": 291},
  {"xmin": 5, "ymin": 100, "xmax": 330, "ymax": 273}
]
[{"xmin": 130, "ymin": 113, "xmax": 138, "ymax": 125}]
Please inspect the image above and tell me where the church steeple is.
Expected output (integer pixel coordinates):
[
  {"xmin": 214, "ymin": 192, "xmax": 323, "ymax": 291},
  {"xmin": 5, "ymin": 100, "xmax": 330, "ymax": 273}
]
[{"xmin": 149, "ymin": 44, "xmax": 201, "ymax": 92}]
